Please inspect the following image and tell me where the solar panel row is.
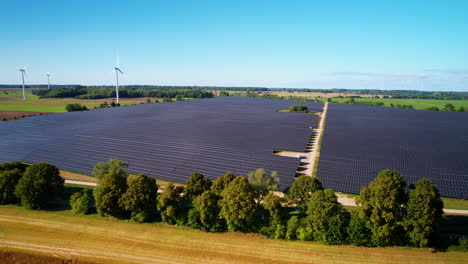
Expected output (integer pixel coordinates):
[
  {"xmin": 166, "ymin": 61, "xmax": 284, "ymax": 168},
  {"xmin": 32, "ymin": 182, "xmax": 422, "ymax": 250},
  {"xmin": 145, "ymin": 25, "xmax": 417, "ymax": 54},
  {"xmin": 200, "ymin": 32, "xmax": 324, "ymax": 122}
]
[
  {"xmin": 317, "ymin": 104, "xmax": 468, "ymax": 199},
  {"xmin": 0, "ymin": 97, "xmax": 323, "ymax": 189}
]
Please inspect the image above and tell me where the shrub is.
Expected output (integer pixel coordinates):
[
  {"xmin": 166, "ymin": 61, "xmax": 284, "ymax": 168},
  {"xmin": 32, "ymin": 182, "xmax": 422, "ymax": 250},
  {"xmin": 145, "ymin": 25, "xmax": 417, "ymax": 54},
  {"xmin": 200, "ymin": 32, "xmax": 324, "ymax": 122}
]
[
  {"xmin": 70, "ymin": 189, "xmax": 94, "ymax": 214},
  {"xmin": 347, "ymin": 215, "xmax": 373, "ymax": 246},
  {"xmin": 65, "ymin": 103, "xmax": 88, "ymax": 112},
  {"xmin": 14, "ymin": 163, "xmax": 64, "ymax": 210}
]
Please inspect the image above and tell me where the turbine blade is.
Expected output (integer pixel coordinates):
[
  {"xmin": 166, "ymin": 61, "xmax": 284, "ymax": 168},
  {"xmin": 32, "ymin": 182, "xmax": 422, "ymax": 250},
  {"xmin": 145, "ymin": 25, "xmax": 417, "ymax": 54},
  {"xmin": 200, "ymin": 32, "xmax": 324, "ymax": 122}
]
[
  {"xmin": 118, "ymin": 69, "xmax": 124, "ymax": 75},
  {"xmin": 23, "ymin": 71, "xmax": 29, "ymax": 81},
  {"xmin": 24, "ymin": 64, "xmax": 29, "ymax": 70},
  {"xmin": 116, "ymin": 53, "xmax": 120, "ymax": 68}
]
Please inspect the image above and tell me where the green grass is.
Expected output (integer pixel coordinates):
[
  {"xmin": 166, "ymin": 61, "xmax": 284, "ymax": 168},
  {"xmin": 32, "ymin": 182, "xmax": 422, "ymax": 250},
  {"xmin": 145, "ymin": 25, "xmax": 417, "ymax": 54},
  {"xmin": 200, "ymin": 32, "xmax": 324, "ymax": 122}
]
[
  {"xmin": 1, "ymin": 205, "xmax": 467, "ymax": 264},
  {"xmin": 442, "ymin": 197, "xmax": 468, "ymax": 210},
  {"xmin": 0, "ymin": 104, "xmax": 65, "ymax": 112}
]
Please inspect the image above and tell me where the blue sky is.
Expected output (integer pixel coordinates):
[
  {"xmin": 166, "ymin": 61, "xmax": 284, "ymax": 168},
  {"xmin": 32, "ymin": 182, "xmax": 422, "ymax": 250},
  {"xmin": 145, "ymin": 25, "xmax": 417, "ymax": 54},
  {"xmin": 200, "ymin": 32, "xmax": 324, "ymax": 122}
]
[{"xmin": 1, "ymin": 0, "xmax": 467, "ymax": 91}]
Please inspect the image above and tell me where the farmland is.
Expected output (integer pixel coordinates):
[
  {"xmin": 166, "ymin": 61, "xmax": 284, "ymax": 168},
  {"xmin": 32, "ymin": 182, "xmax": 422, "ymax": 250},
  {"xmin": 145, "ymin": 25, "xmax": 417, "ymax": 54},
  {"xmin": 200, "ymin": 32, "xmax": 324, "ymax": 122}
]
[
  {"xmin": 1, "ymin": 205, "xmax": 467, "ymax": 264},
  {"xmin": 240, "ymin": 91, "xmax": 468, "ymax": 111},
  {"xmin": 0, "ymin": 91, "xmax": 167, "ymax": 119}
]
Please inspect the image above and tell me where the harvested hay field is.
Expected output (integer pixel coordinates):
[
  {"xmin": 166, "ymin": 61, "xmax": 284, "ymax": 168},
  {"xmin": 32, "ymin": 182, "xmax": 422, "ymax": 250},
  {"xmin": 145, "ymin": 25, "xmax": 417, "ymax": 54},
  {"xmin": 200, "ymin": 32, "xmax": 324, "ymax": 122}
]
[{"xmin": 1, "ymin": 206, "xmax": 466, "ymax": 264}]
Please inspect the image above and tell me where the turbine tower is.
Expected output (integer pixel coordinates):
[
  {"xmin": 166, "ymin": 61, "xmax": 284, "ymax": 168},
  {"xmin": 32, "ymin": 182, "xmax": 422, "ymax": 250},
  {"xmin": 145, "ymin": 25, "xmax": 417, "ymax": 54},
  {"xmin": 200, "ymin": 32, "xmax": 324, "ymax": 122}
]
[
  {"xmin": 46, "ymin": 73, "xmax": 51, "ymax": 90},
  {"xmin": 17, "ymin": 65, "xmax": 28, "ymax": 101},
  {"xmin": 113, "ymin": 55, "xmax": 124, "ymax": 104}
]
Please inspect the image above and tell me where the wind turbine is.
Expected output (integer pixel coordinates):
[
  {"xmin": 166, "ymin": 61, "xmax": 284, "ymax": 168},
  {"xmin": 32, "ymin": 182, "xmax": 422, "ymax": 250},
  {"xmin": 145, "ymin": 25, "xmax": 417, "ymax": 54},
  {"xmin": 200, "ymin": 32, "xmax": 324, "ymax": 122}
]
[
  {"xmin": 17, "ymin": 65, "xmax": 28, "ymax": 101},
  {"xmin": 46, "ymin": 73, "xmax": 51, "ymax": 89},
  {"xmin": 113, "ymin": 55, "xmax": 125, "ymax": 104}
]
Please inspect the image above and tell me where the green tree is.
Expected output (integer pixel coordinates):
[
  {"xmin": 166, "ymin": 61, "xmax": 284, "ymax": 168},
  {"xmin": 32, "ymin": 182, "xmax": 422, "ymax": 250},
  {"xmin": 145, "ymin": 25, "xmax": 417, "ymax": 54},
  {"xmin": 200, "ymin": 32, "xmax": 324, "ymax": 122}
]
[
  {"xmin": 94, "ymin": 170, "xmax": 128, "ymax": 218},
  {"xmin": 247, "ymin": 168, "xmax": 279, "ymax": 205},
  {"xmin": 14, "ymin": 163, "xmax": 64, "ymax": 210},
  {"xmin": 0, "ymin": 169, "xmax": 23, "ymax": 204},
  {"xmin": 220, "ymin": 176, "xmax": 257, "ymax": 232},
  {"xmin": 193, "ymin": 190, "xmax": 225, "ymax": 232},
  {"xmin": 146, "ymin": 98, "xmax": 152, "ymax": 103},
  {"xmin": 287, "ymin": 176, "xmax": 323, "ymax": 209},
  {"xmin": 288, "ymin": 105, "xmax": 308, "ymax": 112},
  {"xmin": 157, "ymin": 183, "xmax": 184, "ymax": 224},
  {"xmin": 212, "ymin": 172, "xmax": 235, "ymax": 194},
  {"xmin": 0, "ymin": 161, "xmax": 28, "ymax": 172},
  {"xmin": 305, "ymin": 189, "xmax": 349, "ymax": 244},
  {"xmin": 120, "ymin": 174, "xmax": 158, "ymax": 222},
  {"xmin": 262, "ymin": 193, "xmax": 284, "ymax": 225},
  {"xmin": 457, "ymin": 106, "xmax": 465, "ymax": 112},
  {"xmin": 92, "ymin": 159, "xmax": 128, "ymax": 179},
  {"xmin": 175, "ymin": 95, "xmax": 183, "ymax": 101},
  {"xmin": 185, "ymin": 172, "xmax": 212, "ymax": 199},
  {"xmin": 70, "ymin": 189, "xmax": 94, "ymax": 214},
  {"xmin": 357, "ymin": 170, "xmax": 407, "ymax": 246},
  {"xmin": 404, "ymin": 179, "xmax": 443, "ymax": 247},
  {"xmin": 444, "ymin": 103, "xmax": 455, "ymax": 112}
]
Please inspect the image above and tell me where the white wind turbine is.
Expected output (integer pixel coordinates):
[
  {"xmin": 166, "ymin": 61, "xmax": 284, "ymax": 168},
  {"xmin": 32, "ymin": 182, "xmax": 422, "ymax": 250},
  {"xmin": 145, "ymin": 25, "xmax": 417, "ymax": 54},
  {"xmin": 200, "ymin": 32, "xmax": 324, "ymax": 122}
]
[
  {"xmin": 46, "ymin": 73, "xmax": 51, "ymax": 89},
  {"xmin": 17, "ymin": 65, "xmax": 29, "ymax": 101},
  {"xmin": 113, "ymin": 55, "xmax": 125, "ymax": 104}
]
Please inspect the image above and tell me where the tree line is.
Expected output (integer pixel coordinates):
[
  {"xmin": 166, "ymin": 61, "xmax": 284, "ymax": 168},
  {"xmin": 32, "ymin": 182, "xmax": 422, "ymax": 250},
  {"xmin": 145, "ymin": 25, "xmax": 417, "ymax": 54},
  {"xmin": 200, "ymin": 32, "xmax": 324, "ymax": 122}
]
[
  {"xmin": 32, "ymin": 87, "xmax": 213, "ymax": 99},
  {"xmin": 0, "ymin": 160, "xmax": 466, "ymax": 250}
]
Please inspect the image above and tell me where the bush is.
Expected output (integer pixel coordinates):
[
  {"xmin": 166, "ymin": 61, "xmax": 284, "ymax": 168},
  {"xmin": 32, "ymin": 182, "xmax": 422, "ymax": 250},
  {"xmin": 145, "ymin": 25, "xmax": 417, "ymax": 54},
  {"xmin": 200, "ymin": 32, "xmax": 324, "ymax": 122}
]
[
  {"xmin": 65, "ymin": 103, "xmax": 88, "ymax": 112},
  {"xmin": 70, "ymin": 189, "xmax": 94, "ymax": 214},
  {"xmin": 286, "ymin": 216, "xmax": 301, "ymax": 240},
  {"xmin": 347, "ymin": 215, "xmax": 373, "ymax": 246},
  {"xmin": 287, "ymin": 176, "xmax": 323, "ymax": 209},
  {"xmin": 14, "ymin": 163, "xmax": 64, "ymax": 210}
]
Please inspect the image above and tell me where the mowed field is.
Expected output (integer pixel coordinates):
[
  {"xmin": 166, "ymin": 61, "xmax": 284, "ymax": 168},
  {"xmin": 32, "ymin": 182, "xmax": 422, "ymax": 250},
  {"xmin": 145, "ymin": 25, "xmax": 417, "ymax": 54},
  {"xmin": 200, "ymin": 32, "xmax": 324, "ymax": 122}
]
[{"xmin": 0, "ymin": 206, "xmax": 466, "ymax": 264}]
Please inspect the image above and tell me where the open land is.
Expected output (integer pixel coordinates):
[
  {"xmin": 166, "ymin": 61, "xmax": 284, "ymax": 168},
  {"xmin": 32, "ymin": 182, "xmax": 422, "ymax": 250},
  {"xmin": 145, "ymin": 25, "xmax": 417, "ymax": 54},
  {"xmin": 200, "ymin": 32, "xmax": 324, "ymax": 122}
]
[
  {"xmin": 0, "ymin": 91, "xmax": 165, "ymax": 119},
  {"xmin": 0, "ymin": 206, "xmax": 467, "ymax": 264}
]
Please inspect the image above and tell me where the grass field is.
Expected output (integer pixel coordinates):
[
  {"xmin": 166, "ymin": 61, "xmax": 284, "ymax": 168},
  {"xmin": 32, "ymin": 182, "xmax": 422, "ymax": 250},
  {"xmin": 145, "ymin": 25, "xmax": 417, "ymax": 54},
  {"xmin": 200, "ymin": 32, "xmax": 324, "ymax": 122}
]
[{"xmin": 0, "ymin": 205, "xmax": 467, "ymax": 264}]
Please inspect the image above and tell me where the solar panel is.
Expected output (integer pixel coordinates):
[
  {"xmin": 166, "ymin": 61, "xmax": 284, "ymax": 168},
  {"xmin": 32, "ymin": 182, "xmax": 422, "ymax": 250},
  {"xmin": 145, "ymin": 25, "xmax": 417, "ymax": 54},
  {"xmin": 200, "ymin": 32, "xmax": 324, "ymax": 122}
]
[
  {"xmin": 0, "ymin": 97, "xmax": 323, "ymax": 190},
  {"xmin": 317, "ymin": 104, "xmax": 468, "ymax": 199}
]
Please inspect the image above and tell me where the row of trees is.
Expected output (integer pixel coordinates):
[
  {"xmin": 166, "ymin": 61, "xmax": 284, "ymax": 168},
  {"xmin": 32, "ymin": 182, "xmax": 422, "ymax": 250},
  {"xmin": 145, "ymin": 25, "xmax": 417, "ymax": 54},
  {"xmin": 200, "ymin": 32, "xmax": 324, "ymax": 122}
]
[
  {"xmin": 33, "ymin": 87, "xmax": 213, "ymax": 99},
  {"xmin": 0, "ymin": 159, "xmax": 455, "ymax": 249},
  {"xmin": 288, "ymin": 104, "xmax": 309, "ymax": 112},
  {"xmin": 0, "ymin": 161, "xmax": 64, "ymax": 209},
  {"xmin": 89, "ymin": 160, "xmax": 447, "ymax": 248}
]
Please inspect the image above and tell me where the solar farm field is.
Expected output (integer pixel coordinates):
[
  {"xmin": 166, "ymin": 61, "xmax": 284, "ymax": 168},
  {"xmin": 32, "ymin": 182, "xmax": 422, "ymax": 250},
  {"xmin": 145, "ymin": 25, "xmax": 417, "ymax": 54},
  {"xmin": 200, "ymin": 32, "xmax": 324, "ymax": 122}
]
[
  {"xmin": 317, "ymin": 103, "xmax": 468, "ymax": 199},
  {"xmin": 0, "ymin": 97, "xmax": 322, "ymax": 189}
]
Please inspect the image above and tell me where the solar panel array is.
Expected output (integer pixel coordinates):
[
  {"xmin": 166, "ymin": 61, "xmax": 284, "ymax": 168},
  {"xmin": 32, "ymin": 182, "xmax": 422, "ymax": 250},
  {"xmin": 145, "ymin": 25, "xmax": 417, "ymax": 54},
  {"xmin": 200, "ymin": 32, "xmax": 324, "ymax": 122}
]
[
  {"xmin": 0, "ymin": 97, "xmax": 322, "ymax": 190},
  {"xmin": 317, "ymin": 104, "xmax": 468, "ymax": 199}
]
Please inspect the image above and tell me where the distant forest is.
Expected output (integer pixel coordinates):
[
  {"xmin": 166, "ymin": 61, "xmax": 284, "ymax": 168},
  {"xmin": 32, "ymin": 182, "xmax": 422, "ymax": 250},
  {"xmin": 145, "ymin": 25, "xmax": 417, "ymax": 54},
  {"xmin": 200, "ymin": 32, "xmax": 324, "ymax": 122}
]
[
  {"xmin": 1, "ymin": 84, "xmax": 467, "ymax": 100},
  {"xmin": 31, "ymin": 87, "xmax": 213, "ymax": 99}
]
